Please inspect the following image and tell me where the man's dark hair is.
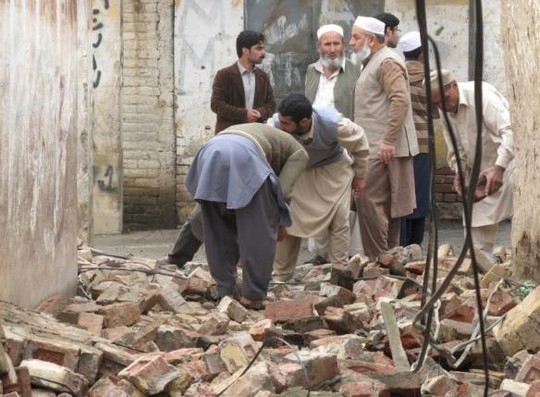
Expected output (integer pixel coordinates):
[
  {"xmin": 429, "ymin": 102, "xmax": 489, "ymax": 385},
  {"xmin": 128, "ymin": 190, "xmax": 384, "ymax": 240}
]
[
  {"xmin": 278, "ymin": 94, "xmax": 313, "ymax": 124},
  {"xmin": 403, "ymin": 47, "xmax": 422, "ymax": 61},
  {"xmin": 374, "ymin": 12, "xmax": 400, "ymax": 31},
  {"xmin": 236, "ymin": 30, "xmax": 265, "ymax": 58}
]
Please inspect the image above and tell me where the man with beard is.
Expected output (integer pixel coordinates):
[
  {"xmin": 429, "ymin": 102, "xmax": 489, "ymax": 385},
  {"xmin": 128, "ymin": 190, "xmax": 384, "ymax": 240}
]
[
  {"xmin": 350, "ymin": 16, "xmax": 418, "ymax": 261},
  {"xmin": 305, "ymin": 24, "xmax": 360, "ymax": 119},
  {"xmin": 429, "ymin": 69, "xmax": 514, "ymax": 265},
  {"xmin": 303, "ymin": 24, "xmax": 362, "ymax": 265},
  {"xmin": 159, "ymin": 30, "xmax": 276, "ymax": 268},
  {"xmin": 271, "ymin": 94, "xmax": 369, "ymax": 282}
]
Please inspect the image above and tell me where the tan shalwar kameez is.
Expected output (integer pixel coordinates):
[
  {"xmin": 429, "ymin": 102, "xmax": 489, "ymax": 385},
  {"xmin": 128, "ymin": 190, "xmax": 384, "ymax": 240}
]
[
  {"xmin": 353, "ymin": 46, "xmax": 419, "ymax": 260},
  {"xmin": 272, "ymin": 117, "xmax": 369, "ymax": 281}
]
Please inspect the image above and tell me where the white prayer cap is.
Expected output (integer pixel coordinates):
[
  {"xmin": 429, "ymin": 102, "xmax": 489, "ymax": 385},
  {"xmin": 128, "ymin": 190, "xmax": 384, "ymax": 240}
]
[
  {"xmin": 317, "ymin": 24, "xmax": 344, "ymax": 39},
  {"xmin": 428, "ymin": 69, "xmax": 455, "ymax": 90},
  {"xmin": 400, "ymin": 31, "xmax": 421, "ymax": 52},
  {"xmin": 353, "ymin": 16, "xmax": 385, "ymax": 35}
]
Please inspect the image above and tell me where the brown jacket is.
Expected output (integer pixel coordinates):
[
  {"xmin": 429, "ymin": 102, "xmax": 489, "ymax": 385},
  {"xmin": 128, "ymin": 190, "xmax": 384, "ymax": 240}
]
[{"xmin": 210, "ymin": 63, "xmax": 276, "ymax": 133}]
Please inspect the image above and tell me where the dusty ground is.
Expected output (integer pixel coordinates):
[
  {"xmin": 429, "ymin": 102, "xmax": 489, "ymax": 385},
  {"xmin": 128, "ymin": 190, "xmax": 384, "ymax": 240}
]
[{"xmin": 93, "ymin": 220, "xmax": 512, "ymax": 263}]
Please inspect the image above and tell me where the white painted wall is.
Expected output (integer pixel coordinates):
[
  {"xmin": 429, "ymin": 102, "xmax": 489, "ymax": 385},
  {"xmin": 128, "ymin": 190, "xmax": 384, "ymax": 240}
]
[
  {"xmin": 91, "ymin": 0, "xmax": 123, "ymax": 234},
  {"xmin": 0, "ymin": 1, "xmax": 78, "ymax": 308},
  {"xmin": 78, "ymin": 1, "xmax": 94, "ymax": 243},
  {"xmin": 388, "ymin": 0, "xmax": 507, "ymax": 94},
  {"xmin": 173, "ymin": 0, "xmax": 244, "ymax": 220}
]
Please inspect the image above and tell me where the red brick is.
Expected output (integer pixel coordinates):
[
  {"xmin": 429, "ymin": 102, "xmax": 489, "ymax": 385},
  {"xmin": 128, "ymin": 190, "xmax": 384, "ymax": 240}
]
[
  {"xmin": 34, "ymin": 294, "xmax": 70, "ymax": 316},
  {"xmin": 526, "ymin": 380, "xmax": 540, "ymax": 397},
  {"xmin": 444, "ymin": 193, "xmax": 458, "ymax": 202},
  {"xmin": 248, "ymin": 318, "xmax": 273, "ymax": 342},
  {"xmin": 436, "ymin": 167, "xmax": 455, "ymax": 175},
  {"xmin": 435, "ymin": 184, "xmax": 454, "ymax": 193},
  {"xmin": 23, "ymin": 336, "xmax": 80, "ymax": 370},
  {"xmin": 77, "ymin": 312, "xmax": 104, "ymax": 335},
  {"xmin": 264, "ymin": 297, "xmax": 318, "ymax": 322},
  {"xmin": 96, "ymin": 302, "xmax": 141, "ymax": 328},
  {"xmin": 118, "ymin": 355, "xmax": 180, "ymax": 395},
  {"xmin": 442, "ymin": 302, "xmax": 475, "ymax": 323},
  {"xmin": 1, "ymin": 367, "xmax": 32, "ymax": 397},
  {"xmin": 517, "ymin": 356, "xmax": 540, "ymax": 383}
]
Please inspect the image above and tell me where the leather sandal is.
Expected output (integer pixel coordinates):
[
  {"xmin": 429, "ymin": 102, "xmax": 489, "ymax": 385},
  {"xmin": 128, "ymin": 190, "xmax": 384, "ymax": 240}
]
[
  {"xmin": 304, "ymin": 255, "xmax": 329, "ymax": 266},
  {"xmin": 239, "ymin": 296, "xmax": 269, "ymax": 311}
]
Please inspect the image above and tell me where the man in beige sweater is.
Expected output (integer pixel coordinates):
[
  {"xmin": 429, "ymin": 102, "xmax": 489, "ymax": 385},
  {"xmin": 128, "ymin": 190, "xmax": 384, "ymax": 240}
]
[{"xmin": 350, "ymin": 16, "xmax": 418, "ymax": 260}]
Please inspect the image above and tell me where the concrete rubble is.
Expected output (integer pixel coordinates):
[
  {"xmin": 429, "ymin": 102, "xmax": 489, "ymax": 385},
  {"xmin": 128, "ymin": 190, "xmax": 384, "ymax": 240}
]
[{"xmin": 2, "ymin": 241, "xmax": 540, "ymax": 396}]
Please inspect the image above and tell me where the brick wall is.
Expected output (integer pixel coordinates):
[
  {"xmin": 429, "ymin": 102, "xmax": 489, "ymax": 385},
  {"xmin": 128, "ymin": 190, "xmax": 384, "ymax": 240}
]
[
  {"xmin": 435, "ymin": 166, "xmax": 462, "ymax": 219},
  {"xmin": 121, "ymin": 0, "xmax": 176, "ymax": 230}
]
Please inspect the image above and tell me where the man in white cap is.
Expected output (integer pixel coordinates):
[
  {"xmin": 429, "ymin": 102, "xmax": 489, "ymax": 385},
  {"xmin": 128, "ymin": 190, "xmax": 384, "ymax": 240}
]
[
  {"xmin": 398, "ymin": 31, "xmax": 437, "ymax": 247},
  {"xmin": 303, "ymin": 23, "xmax": 362, "ymax": 265},
  {"xmin": 429, "ymin": 69, "xmax": 514, "ymax": 264},
  {"xmin": 349, "ymin": 16, "xmax": 418, "ymax": 260}
]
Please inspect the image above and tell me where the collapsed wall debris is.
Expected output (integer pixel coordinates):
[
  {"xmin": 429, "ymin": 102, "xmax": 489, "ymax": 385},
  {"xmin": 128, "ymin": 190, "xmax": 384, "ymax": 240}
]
[{"xmin": 1, "ymin": 242, "xmax": 539, "ymax": 396}]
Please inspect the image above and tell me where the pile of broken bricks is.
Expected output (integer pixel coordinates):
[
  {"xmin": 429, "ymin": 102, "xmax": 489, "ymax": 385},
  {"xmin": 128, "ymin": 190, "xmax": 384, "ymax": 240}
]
[{"xmin": 2, "ymin": 241, "xmax": 540, "ymax": 396}]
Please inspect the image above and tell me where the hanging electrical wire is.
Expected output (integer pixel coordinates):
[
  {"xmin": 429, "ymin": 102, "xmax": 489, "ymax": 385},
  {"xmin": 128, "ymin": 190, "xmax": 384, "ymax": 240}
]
[{"xmin": 412, "ymin": 0, "xmax": 490, "ymax": 395}]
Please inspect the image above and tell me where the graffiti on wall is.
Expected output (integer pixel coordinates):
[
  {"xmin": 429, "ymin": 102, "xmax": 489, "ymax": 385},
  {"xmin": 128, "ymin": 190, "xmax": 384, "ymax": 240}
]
[
  {"xmin": 92, "ymin": 0, "xmax": 109, "ymax": 89},
  {"xmin": 95, "ymin": 165, "xmax": 117, "ymax": 192}
]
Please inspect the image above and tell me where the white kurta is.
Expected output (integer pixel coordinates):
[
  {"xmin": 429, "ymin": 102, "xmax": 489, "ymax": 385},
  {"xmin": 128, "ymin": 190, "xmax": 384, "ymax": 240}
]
[{"xmin": 440, "ymin": 82, "xmax": 514, "ymax": 227}]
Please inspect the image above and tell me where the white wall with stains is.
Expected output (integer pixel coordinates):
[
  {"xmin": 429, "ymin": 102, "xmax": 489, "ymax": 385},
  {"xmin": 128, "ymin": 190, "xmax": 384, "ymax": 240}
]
[
  {"xmin": 91, "ymin": 0, "xmax": 123, "ymax": 234},
  {"xmin": 173, "ymin": 0, "xmax": 244, "ymax": 220},
  {"xmin": 0, "ymin": 1, "xmax": 78, "ymax": 308},
  {"xmin": 388, "ymin": 0, "xmax": 507, "ymax": 94}
]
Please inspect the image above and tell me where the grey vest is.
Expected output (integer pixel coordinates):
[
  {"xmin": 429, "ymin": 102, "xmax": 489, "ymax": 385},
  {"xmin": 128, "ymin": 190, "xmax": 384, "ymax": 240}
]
[
  {"xmin": 273, "ymin": 106, "xmax": 343, "ymax": 168},
  {"xmin": 354, "ymin": 47, "xmax": 418, "ymax": 158},
  {"xmin": 304, "ymin": 59, "xmax": 361, "ymax": 119}
]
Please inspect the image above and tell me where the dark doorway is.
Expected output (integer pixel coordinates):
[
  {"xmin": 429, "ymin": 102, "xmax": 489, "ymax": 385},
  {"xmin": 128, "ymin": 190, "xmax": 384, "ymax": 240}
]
[{"xmin": 245, "ymin": 0, "xmax": 384, "ymax": 104}]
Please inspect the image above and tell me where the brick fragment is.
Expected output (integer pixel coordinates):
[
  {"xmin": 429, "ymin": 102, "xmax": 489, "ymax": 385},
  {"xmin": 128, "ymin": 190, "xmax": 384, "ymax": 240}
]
[
  {"xmin": 96, "ymin": 302, "xmax": 141, "ymax": 328},
  {"xmin": 118, "ymin": 354, "xmax": 180, "ymax": 395},
  {"xmin": 264, "ymin": 297, "xmax": 317, "ymax": 322},
  {"xmin": 20, "ymin": 359, "xmax": 88, "ymax": 396}
]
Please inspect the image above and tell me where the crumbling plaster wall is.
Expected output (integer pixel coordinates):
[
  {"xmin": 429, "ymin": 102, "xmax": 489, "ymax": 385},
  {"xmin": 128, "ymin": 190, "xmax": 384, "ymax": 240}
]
[
  {"xmin": 0, "ymin": 1, "xmax": 78, "ymax": 308},
  {"xmin": 501, "ymin": 0, "xmax": 540, "ymax": 282}
]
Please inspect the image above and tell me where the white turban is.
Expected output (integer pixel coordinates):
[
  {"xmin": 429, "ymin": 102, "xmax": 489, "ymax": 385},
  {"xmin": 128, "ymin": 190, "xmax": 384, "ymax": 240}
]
[
  {"xmin": 317, "ymin": 24, "xmax": 344, "ymax": 39},
  {"xmin": 353, "ymin": 16, "xmax": 385, "ymax": 35},
  {"xmin": 400, "ymin": 31, "xmax": 421, "ymax": 52}
]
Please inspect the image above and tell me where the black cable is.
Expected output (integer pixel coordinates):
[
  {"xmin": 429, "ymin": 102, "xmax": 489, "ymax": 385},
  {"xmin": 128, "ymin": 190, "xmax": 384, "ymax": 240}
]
[
  {"xmin": 469, "ymin": 1, "xmax": 490, "ymax": 394},
  {"xmin": 411, "ymin": 4, "xmax": 490, "ymax": 388},
  {"xmin": 412, "ymin": 0, "xmax": 438, "ymax": 372},
  {"xmin": 215, "ymin": 336, "xmax": 311, "ymax": 397}
]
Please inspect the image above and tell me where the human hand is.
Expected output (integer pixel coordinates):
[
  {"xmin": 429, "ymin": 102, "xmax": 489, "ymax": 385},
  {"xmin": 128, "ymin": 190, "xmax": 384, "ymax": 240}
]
[
  {"xmin": 351, "ymin": 177, "xmax": 366, "ymax": 198},
  {"xmin": 453, "ymin": 173, "xmax": 463, "ymax": 196},
  {"xmin": 481, "ymin": 165, "xmax": 505, "ymax": 196},
  {"xmin": 378, "ymin": 142, "xmax": 396, "ymax": 164},
  {"xmin": 277, "ymin": 226, "xmax": 288, "ymax": 242},
  {"xmin": 246, "ymin": 108, "xmax": 261, "ymax": 122}
]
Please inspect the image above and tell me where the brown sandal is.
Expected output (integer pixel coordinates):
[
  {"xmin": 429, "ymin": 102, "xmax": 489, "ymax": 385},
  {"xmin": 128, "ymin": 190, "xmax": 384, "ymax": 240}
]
[{"xmin": 239, "ymin": 296, "xmax": 269, "ymax": 311}]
